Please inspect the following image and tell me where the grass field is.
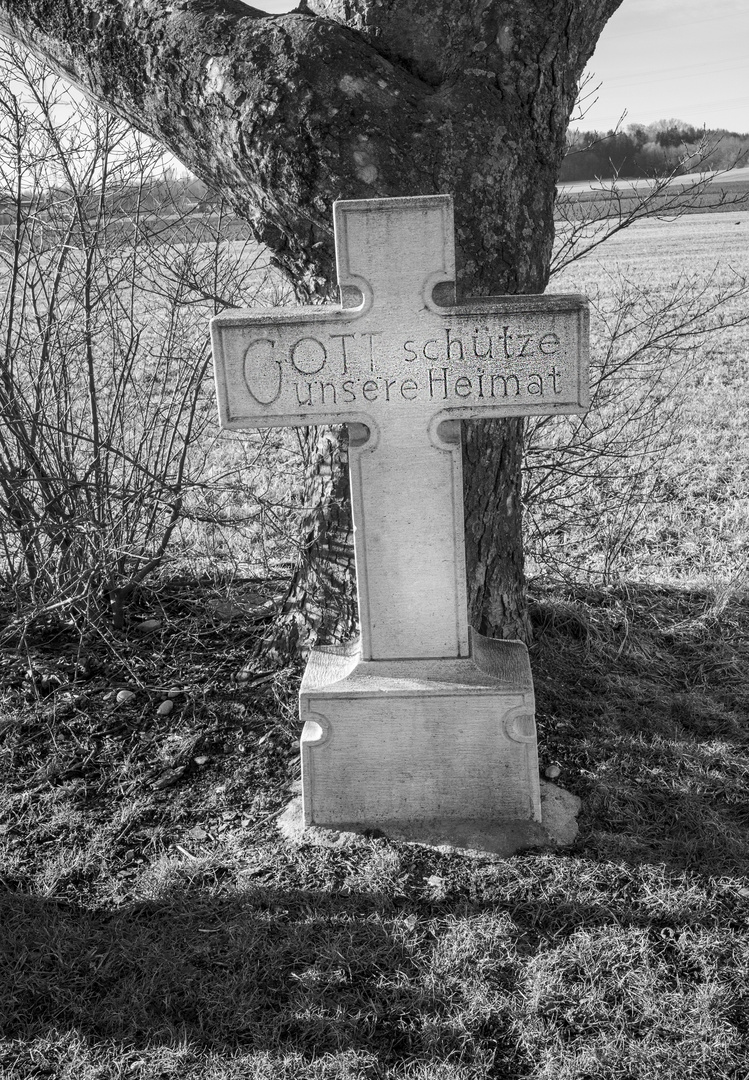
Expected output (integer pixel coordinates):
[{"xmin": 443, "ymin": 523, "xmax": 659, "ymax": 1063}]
[
  {"xmin": 531, "ymin": 209, "xmax": 749, "ymax": 587},
  {"xmin": 556, "ymin": 165, "xmax": 749, "ymax": 219},
  {"xmin": 1, "ymin": 208, "xmax": 749, "ymax": 1079}
]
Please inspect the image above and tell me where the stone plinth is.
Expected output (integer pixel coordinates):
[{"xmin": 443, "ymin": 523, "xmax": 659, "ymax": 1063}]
[{"xmin": 300, "ymin": 629, "xmax": 540, "ymax": 834}]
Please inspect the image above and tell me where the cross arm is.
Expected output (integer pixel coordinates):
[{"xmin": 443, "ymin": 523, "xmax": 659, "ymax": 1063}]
[
  {"xmin": 211, "ymin": 289, "xmax": 590, "ymax": 432},
  {"xmin": 213, "ymin": 195, "xmax": 589, "ymax": 434}
]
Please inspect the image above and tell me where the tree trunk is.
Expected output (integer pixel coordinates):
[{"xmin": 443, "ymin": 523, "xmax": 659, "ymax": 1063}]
[
  {"xmin": 464, "ymin": 417, "xmax": 530, "ymax": 642},
  {"xmin": 275, "ymin": 425, "xmax": 358, "ymax": 659},
  {"xmin": 0, "ymin": 0, "xmax": 623, "ymax": 647}
]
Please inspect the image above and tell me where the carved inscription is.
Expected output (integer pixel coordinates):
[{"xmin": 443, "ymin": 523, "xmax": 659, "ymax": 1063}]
[
  {"xmin": 218, "ymin": 312, "xmax": 586, "ymax": 424},
  {"xmin": 212, "ymin": 194, "xmax": 589, "ymax": 434},
  {"xmin": 283, "ymin": 324, "xmax": 564, "ymax": 407}
]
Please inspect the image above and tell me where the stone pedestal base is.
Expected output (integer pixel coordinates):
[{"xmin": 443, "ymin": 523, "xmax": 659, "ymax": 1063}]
[{"xmin": 299, "ymin": 628, "xmax": 541, "ymax": 835}]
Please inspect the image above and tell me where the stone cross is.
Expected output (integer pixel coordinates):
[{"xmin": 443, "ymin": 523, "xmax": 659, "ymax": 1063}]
[{"xmin": 212, "ymin": 195, "xmax": 588, "ymax": 852}]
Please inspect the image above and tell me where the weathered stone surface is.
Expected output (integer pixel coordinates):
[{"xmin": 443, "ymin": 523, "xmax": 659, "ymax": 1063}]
[
  {"xmin": 299, "ymin": 630, "xmax": 541, "ymax": 829},
  {"xmin": 278, "ymin": 778, "xmax": 581, "ymax": 858},
  {"xmin": 540, "ymin": 781, "xmax": 582, "ymax": 847}
]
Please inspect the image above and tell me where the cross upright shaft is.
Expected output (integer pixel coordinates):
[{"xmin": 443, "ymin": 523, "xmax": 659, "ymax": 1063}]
[
  {"xmin": 211, "ymin": 196, "xmax": 589, "ymax": 662},
  {"xmin": 335, "ymin": 199, "xmax": 469, "ymax": 660}
]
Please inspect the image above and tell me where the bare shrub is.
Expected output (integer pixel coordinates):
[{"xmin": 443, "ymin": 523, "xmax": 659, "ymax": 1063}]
[
  {"xmin": 526, "ymin": 248, "xmax": 749, "ymax": 583},
  {"xmin": 522, "ymin": 111, "xmax": 749, "ymax": 586},
  {"xmin": 553, "ymin": 140, "xmax": 749, "ymax": 277},
  {"xmin": 0, "ymin": 43, "xmax": 295, "ymax": 633}
]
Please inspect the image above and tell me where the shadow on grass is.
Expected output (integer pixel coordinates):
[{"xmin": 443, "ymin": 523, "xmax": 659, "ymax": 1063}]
[
  {"xmin": 0, "ymin": 881, "xmax": 535, "ymax": 1078},
  {"xmin": 2, "ymin": 857, "xmax": 748, "ymax": 1077},
  {"xmin": 530, "ymin": 580, "xmax": 749, "ymax": 874}
]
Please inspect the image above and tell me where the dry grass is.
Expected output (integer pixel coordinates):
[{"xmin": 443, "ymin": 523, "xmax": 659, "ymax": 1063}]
[
  {"xmin": 531, "ymin": 581, "xmax": 749, "ymax": 872},
  {"xmin": 532, "ymin": 210, "xmax": 749, "ymax": 585},
  {"xmin": 1, "ymin": 577, "xmax": 748, "ymax": 1078}
]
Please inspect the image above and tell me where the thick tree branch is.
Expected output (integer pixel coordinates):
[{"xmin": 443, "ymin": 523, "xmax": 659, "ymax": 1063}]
[
  {"xmin": 310, "ymin": 1, "xmax": 623, "ymax": 93},
  {"xmin": 0, "ymin": 0, "xmax": 623, "ymax": 297}
]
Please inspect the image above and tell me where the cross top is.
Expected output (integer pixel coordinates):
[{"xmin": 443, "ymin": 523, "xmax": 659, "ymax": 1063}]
[
  {"xmin": 211, "ymin": 195, "xmax": 588, "ymax": 661},
  {"xmin": 336, "ymin": 195, "xmax": 454, "ymax": 317}
]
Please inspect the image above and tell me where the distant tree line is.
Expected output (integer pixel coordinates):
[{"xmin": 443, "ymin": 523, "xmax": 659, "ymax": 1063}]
[
  {"xmin": 560, "ymin": 120, "xmax": 749, "ymax": 181},
  {"xmin": 0, "ymin": 174, "xmax": 209, "ymax": 223}
]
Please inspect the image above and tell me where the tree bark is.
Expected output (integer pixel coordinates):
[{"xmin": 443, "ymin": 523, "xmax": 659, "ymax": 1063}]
[
  {"xmin": 275, "ymin": 425, "xmax": 359, "ymax": 659},
  {"xmin": 0, "ymin": 0, "xmax": 623, "ymax": 646}
]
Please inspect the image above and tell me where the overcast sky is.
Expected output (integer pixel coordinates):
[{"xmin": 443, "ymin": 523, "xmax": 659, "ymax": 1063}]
[
  {"xmin": 579, "ymin": 0, "xmax": 748, "ymax": 132},
  {"xmin": 250, "ymin": 0, "xmax": 748, "ymax": 134}
]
